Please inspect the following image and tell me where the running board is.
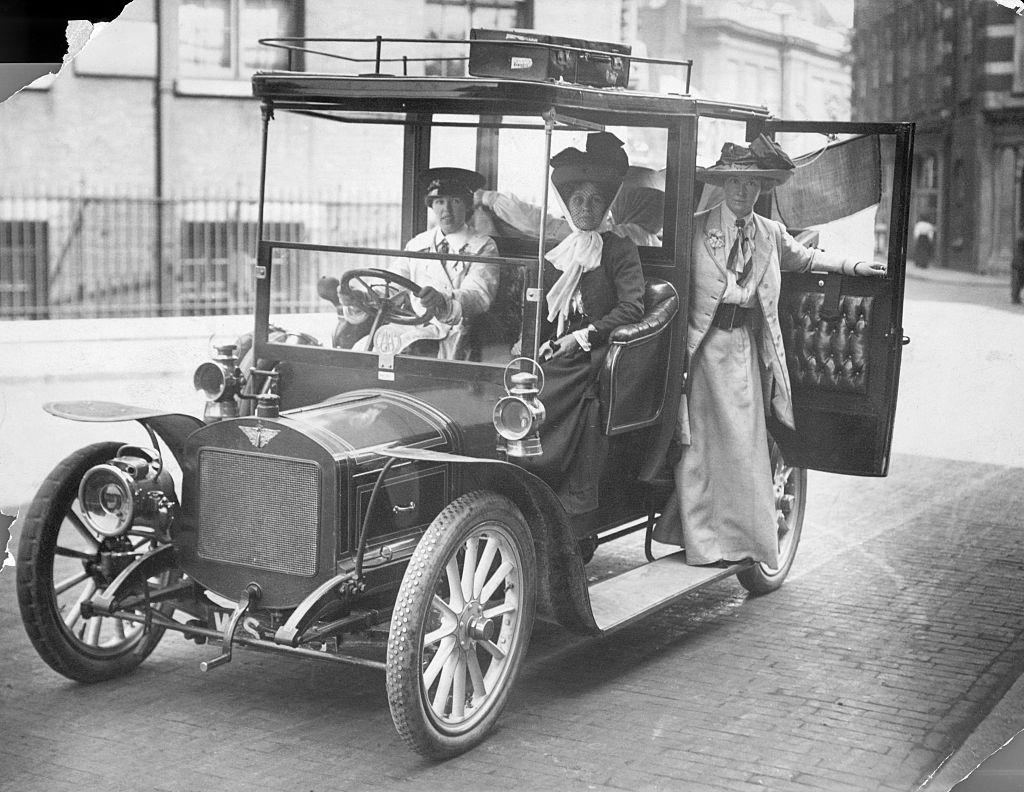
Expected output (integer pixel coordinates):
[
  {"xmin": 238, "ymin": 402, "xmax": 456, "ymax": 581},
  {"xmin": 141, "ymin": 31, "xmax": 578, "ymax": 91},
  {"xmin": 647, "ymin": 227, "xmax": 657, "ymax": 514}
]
[{"xmin": 588, "ymin": 552, "xmax": 752, "ymax": 633}]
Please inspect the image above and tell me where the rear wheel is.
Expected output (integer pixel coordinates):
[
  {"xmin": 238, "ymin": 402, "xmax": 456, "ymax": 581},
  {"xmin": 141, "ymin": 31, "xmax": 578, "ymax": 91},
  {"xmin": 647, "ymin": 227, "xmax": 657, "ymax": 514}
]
[
  {"xmin": 737, "ymin": 437, "xmax": 806, "ymax": 595},
  {"xmin": 386, "ymin": 491, "xmax": 536, "ymax": 758},
  {"xmin": 16, "ymin": 442, "xmax": 173, "ymax": 681}
]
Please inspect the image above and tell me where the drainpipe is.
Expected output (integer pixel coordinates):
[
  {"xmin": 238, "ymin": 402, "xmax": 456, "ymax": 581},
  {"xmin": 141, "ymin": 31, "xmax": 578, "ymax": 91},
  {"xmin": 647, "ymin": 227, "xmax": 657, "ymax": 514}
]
[{"xmin": 154, "ymin": 0, "xmax": 166, "ymax": 316}]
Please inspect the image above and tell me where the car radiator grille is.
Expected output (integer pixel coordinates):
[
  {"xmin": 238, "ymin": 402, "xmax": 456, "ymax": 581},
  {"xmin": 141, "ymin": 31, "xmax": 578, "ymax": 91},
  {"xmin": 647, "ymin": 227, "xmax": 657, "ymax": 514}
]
[{"xmin": 197, "ymin": 449, "xmax": 320, "ymax": 576}]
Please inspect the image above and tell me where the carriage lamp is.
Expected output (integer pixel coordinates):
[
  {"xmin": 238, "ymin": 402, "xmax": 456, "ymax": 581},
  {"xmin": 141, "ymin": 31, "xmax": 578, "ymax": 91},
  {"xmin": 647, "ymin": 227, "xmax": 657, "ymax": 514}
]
[
  {"xmin": 78, "ymin": 447, "xmax": 174, "ymax": 538},
  {"xmin": 194, "ymin": 343, "xmax": 243, "ymax": 422},
  {"xmin": 493, "ymin": 371, "xmax": 545, "ymax": 457}
]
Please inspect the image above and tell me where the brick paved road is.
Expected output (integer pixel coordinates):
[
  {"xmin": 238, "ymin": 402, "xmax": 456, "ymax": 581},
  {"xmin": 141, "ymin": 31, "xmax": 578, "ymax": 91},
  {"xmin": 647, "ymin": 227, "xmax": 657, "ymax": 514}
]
[{"xmin": 3, "ymin": 451, "xmax": 1024, "ymax": 792}]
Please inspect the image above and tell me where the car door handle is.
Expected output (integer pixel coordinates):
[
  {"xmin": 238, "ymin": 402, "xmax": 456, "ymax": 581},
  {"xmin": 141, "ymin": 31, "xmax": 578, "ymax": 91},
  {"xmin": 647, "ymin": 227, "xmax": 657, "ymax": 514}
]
[
  {"xmin": 392, "ymin": 501, "xmax": 416, "ymax": 514},
  {"xmin": 902, "ymin": 335, "xmax": 911, "ymax": 346}
]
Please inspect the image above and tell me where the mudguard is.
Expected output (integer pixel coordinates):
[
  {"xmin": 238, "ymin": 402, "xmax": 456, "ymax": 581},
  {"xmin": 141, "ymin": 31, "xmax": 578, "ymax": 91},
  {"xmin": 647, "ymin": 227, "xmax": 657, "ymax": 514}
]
[
  {"xmin": 379, "ymin": 446, "xmax": 601, "ymax": 635},
  {"xmin": 43, "ymin": 401, "xmax": 204, "ymax": 466}
]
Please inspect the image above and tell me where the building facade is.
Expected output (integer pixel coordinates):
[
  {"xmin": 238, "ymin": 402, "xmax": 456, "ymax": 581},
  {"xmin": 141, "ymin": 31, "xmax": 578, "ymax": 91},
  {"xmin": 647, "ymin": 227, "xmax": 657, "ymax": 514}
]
[
  {"xmin": 0, "ymin": 0, "xmax": 853, "ymax": 319},
  {"xmin": 852, "ymin": 0, "xmax": 1024, "ymax": 274},
  {"xmin": 636, "ymin": 0, "xmax": 853, "ymax": 163}
]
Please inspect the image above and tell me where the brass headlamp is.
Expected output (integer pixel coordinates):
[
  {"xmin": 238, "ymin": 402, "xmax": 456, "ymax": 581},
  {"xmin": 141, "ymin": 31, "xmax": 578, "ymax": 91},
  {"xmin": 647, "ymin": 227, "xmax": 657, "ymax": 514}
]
[
  {"xmin": 194, "ymin": 343, "xmax": 243, "ymax": 422},
  {"xmin": 493, "ymin": 366, "xmax": 545, "ymax": 458}
]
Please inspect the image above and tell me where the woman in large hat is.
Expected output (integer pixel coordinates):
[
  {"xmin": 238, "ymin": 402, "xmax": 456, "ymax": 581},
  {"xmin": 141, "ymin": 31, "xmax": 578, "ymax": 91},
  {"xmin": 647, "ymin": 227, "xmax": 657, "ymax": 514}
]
[
  {"xmin": 653, "ymin": 135, "xmax": 886, "ymax": 567},
  {"xmin": 519, "ymin": 132, "xmax": 645, "ymax": 517}
]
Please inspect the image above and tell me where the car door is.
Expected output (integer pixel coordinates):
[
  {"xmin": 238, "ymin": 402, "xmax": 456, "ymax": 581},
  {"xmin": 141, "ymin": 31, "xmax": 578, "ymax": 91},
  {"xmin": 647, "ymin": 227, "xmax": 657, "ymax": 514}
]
[{"xmin": 752, "ymin": 120, "xmax": 914, "ymax": 476}]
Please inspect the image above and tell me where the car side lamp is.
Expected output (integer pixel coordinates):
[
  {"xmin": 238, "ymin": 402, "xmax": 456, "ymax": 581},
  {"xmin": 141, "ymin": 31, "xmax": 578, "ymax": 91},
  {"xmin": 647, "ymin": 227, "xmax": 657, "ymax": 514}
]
[
  {"xmin": 194, "ymin": 343, "xmax": 243, "ymax": 423},
  {"xmin": 493, "ymin": 360, "xmax": 545, "ymax": 457}
]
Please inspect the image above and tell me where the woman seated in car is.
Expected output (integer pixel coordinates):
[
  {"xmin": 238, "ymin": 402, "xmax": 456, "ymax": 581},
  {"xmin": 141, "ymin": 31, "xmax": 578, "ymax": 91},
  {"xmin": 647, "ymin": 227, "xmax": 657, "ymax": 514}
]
[
  {"xmin": 474, "ymin": 151, "xmax": 665, "ymax": 247},
  {"xmin": 519, "ymin": 132, "xmax": 645, "ymax": 517}
]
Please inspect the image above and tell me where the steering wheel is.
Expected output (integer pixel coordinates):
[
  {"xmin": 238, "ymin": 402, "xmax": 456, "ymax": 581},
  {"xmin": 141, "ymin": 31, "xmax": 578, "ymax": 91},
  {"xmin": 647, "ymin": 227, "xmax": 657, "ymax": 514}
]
[{"xmin": 337, "ymin": 268, "xmax": 436, "ymax": 326}]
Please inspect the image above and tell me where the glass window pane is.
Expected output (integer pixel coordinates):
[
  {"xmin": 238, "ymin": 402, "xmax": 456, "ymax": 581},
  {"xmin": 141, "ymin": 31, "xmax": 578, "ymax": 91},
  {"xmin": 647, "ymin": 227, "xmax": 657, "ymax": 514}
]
[
  {"xmin": 242, "ymin": 0, "xmax": 296, "ymax": 71},
  {"xmin": 179, "ymin": 0, "xmax": 231, "ymax": 77}
]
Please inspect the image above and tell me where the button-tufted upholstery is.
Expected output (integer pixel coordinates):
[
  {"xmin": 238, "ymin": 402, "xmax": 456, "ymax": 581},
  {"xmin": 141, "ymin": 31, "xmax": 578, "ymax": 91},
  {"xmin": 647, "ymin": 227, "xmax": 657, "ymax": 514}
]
[
  {"xmin": 600, "ymin": 278, "xmax": 679, "ymax": 435},
  {"xmin": 780, "ymin": 291, "xmax": 872, "ymax": 394}
]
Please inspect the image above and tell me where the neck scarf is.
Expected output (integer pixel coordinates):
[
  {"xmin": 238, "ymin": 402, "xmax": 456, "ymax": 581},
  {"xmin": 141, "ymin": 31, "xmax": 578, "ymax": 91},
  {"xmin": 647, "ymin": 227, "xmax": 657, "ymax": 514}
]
[{"xmin": 544, "ymin": 190, "xmax": 613, "ymax": 337}]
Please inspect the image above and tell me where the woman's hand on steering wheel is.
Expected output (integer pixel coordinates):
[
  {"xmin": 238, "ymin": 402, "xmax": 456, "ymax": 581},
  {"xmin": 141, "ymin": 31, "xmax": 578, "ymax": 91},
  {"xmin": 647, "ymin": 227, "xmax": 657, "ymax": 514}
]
[{"xmin": 336, "ymin": 268, "xmax": 436, "ymax": 326}]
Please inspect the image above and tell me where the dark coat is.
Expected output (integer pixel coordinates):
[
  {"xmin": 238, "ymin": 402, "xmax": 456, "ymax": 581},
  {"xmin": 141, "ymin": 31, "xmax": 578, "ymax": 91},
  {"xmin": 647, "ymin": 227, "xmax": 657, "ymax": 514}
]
[{"xmin": 540, "ymin": 232, "xmax": 645, "ymax": 345}]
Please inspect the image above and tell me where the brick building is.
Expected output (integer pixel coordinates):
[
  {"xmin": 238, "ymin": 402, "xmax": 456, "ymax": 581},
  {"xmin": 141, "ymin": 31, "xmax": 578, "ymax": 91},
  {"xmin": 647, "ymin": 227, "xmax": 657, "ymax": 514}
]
[{"xmin": 851, "ymin": 0, "xmax": 1024, "ymax": 274}]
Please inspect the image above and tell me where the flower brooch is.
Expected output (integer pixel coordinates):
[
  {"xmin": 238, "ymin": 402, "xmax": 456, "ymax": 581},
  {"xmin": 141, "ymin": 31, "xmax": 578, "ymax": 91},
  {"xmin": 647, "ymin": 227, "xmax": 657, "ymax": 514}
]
[{"xmin": 706, "ymin": 228, "xmax": 725, "ymax": 249}]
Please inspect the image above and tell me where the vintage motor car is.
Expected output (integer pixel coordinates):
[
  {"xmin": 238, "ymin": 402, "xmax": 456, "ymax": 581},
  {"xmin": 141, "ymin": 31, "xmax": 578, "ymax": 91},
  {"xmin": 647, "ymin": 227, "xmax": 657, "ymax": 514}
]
[{"xmin": 16, "ymin": 32, "xmax": 914, "ymax": 758}]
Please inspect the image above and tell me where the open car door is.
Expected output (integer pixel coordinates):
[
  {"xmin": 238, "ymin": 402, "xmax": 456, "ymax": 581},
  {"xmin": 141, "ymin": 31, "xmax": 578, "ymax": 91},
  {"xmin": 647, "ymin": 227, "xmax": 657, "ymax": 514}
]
[{"xmin": 754, "ymin": 120, "xmax": 914, "ymax": 476}]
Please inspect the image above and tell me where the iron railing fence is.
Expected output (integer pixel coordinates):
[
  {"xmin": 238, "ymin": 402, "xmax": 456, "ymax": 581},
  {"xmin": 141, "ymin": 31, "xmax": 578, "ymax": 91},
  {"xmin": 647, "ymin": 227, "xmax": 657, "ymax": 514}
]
[{"xmin": 0, "ymin": 188, "xmax": 402, "ymax": 320}]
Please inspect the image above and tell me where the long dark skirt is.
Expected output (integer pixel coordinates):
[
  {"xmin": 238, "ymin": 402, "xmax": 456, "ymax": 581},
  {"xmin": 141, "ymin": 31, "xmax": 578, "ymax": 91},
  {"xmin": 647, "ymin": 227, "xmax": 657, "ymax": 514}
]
[{"xmin": 519, "ymin": 346, "xmax": 608, "ymax": 515}]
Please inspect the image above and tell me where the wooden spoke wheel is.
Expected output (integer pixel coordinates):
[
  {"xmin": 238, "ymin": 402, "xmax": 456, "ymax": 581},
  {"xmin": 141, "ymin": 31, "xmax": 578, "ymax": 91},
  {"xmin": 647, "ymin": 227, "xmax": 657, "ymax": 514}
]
[
  {"xmin": 737, "ymin": 436, "xmax": 806, "ymax": 595},
  {"xmin": 386, "ymin": 491, "xmax": 536, "ymax": 758},
  {"xmin": 16, "ymin": 442, "xmax": 173, "ymax": 682}
]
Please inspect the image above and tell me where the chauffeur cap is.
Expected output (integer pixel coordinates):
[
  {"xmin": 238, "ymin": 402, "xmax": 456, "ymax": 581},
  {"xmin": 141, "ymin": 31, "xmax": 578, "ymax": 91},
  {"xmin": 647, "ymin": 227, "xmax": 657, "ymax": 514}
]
[
  {"xmin": 697, "ymin": 134, "xmax": 796, "ymax": 186},
  {"xmin": 421, "ymin": 167, "xmax": 487, "ymax": 206}
]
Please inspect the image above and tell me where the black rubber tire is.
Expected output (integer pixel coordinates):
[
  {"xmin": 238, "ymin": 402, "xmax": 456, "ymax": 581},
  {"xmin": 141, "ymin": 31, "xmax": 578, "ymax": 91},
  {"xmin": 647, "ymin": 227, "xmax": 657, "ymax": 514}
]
[
  {"xmin": 386, "ymin": 491, "xmax": 537, "ymax": 759},
  {"xmin": 16, "ymin": 442, "xmax": 170, "ymax": 682},
  {"xmin": 737, "ymin": 437, "xmax": 806, "ymax": 596}
]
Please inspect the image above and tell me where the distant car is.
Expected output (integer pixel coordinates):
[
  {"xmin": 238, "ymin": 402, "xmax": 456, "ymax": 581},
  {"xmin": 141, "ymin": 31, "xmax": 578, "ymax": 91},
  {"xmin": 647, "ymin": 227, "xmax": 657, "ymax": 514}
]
[{"xmin": 16, "ymin": 31, "xmax": 914, "ymax": 758}]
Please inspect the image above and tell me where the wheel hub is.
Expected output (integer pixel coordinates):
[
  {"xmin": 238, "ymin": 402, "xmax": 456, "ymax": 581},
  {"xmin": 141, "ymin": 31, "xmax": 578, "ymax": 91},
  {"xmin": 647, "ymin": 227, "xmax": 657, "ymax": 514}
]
[{"xmin": 455, "ymin": 601, "xmax": 494, "ymax": 649}]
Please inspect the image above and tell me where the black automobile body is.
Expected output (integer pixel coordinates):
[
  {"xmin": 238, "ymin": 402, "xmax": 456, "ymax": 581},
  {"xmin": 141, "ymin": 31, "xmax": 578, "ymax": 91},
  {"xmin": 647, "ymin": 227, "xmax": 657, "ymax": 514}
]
[{"xmin": 16, "ymin": 33, "xmax": 914, "ymax": 758}]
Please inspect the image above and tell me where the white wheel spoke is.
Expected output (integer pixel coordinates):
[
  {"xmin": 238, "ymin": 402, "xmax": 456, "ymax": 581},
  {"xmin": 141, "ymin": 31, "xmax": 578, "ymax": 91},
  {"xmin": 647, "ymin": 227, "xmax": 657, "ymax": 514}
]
[
  {"xmin": 431, "ymin": 593, "xmax": 458, "ymax": 620},
  {"xmin": 467, "ymin": 650, "xmax": 487, "ymax": 699},
  {"xmin": 63, "ymin": 580, "xmax": 97, "ymax": 630},
  {"xmin": 479, "ymin": 560, "xmax": 514, "ymax": 604},
  {"xmin": 445, "ymin": 557, "xmax": 465, "ymax": 610},
  {"xmin": 482, "ymin": 600, "xmax": 516, "ymax": 619},
  {"xmin": 84, "ymin": 617, "xmax": 102, "ymax": 646},
  {"xmin": 67, "ymin": 511, "xmax": 100, "ymax": 552},
  {"xmin": 422, "ymin": 635, "xmax": 456, "ymax": 688},
  {"xmin": 113, "ymin": 619, "xmax": 127, "ymax": 641},
  {"xmin": 431, "ymin": 652, "xmax": 458, "ymax": 715},
  {"xmin": 451, "ymin": 655, "xmax": 467, "ymax": 720},
  {"xmin": 460, "ymin": 537, "xmax": 479, "ymax": 601},
  {"xmin": 480, "ymin": 639, "xmax": 507, "ymax": 662},
  {"xmin": 472, "ymin": 536, "xmax": 499, "ymax": 599},
  {"xmin": 54, "ymin": 570, "xmax": 90, "ymax": 595}
]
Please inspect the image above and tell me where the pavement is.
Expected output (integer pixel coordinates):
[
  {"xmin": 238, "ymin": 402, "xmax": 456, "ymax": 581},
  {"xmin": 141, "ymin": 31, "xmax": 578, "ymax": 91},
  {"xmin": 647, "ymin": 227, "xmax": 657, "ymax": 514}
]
[{"xmin": 2, "ymin": 263, "xmax": 1024, "ymax": 790}]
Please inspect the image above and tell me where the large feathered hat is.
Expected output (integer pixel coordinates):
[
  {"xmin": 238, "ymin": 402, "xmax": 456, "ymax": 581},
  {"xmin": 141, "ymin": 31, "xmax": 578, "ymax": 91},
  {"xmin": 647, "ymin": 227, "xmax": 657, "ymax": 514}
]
[
  {"xmin": 696, "ymin": 134, "xmax": 795, "ymax": 186},
  {"xmin": 550, "ymin": 131, "xmax": 630, "ymax": 207}
]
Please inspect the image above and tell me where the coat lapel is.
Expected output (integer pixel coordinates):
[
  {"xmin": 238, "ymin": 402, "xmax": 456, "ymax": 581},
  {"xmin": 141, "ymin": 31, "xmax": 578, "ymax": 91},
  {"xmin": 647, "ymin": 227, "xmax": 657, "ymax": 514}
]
[
  {"xmin": 747, "ymin": 213, "xmax": 773, "ymax": 287},
  {"xmin": 701, "ymin": 206, "xmax": 729, "ymax": 278}
]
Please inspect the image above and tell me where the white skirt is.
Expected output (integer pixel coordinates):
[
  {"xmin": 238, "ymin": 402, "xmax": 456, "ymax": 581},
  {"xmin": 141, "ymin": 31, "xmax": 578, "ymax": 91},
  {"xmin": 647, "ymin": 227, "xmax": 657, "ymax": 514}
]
[{"xmin": 653, "ymin": 323, "xmax": 778, "ymax": 566}]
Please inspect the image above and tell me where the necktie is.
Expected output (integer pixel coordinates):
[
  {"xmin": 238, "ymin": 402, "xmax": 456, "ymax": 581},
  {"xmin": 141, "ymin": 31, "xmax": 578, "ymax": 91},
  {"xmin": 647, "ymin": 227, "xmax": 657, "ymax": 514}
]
[
  {"xmin": 436, "ymin": 237, "xmax": 450, "ymax": 257},
  {"xmin": 728, "ymin": 217, "xmax": 753, "ymax": 286}
]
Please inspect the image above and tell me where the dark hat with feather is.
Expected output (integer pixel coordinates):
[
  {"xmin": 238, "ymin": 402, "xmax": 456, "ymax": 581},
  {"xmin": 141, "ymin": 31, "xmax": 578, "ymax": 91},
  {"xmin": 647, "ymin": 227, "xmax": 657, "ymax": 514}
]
[
  {"xmin": 697, "ymin": 134, "xmax": 795, "ymax": 186},
  {"xmin": 550, "ymin": 131, "xmax": 630, "ymax": 207}
]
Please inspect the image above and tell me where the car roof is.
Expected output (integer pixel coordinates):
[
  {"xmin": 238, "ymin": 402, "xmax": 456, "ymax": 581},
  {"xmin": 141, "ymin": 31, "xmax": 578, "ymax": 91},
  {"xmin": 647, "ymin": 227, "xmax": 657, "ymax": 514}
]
[{"xmin": 252, "ymin": 72, "xmax": 771, "ymax": 124}]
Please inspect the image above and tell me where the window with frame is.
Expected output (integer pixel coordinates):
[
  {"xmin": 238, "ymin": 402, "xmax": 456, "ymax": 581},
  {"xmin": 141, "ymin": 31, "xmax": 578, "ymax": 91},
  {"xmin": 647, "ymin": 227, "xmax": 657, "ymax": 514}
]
[
  {"xmin": 179, "ymin": 219, "xmax": 303, "ymax": 314},
  {"xmin": 0, "ymin": 220, "xmax": 49, "ymax": 320},
  {"xmin": 424, "ymin": 0, "xmax": 533, "ymax": 77},
  {"xmin": 178, "ymin": 0, "xmax": 300, "ymax": 79}
]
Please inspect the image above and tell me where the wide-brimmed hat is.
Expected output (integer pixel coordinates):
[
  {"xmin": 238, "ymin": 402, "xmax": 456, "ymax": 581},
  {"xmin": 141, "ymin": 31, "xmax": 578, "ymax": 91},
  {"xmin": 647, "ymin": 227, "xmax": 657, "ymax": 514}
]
[
  {"xmin": 421, "ymin": 167, "xmax": 486, "ymax": 206},
  {"xmin": 550, "ymin": 131, "xmax": 630, "ymax": 207},
  {"xmin": 696, "ymin": 134, "xmax": 795, "ymax": 186}
]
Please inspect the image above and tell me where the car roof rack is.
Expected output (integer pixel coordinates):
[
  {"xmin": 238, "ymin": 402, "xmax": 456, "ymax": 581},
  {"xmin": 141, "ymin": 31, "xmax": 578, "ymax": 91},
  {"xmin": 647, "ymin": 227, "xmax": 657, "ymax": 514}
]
[{"xmin": 258, "ymin": 32, "xmax": 693, "ymax": 95}]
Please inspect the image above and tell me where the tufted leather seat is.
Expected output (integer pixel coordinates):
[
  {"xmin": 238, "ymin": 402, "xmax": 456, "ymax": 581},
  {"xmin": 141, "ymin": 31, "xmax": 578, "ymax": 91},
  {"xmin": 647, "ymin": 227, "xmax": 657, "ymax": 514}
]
[
  {"xmin": 780, "ymin": 291, "xmax": 872, "ymax": 394},
  {"xmin": 600, "ymin": 278, "xmax": 679, "ymax": 435}
]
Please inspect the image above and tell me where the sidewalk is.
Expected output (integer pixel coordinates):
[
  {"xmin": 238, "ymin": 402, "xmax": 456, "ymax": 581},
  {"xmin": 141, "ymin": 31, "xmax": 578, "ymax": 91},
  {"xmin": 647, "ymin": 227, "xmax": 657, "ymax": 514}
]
[
  {"xmin": 923, "ymin": 673, "xmax": 1024, "ymax": 790},
  {"xmin": 904, "ymin": 263, "xmax": 1006, "ymax": 287}
]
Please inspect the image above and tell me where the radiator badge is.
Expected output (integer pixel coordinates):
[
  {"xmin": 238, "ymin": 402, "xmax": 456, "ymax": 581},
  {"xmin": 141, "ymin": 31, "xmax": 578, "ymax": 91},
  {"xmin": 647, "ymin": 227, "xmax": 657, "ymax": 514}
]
[{"xmin": 240, "ymin": 424, "xmax": 279, "ymax": 449}]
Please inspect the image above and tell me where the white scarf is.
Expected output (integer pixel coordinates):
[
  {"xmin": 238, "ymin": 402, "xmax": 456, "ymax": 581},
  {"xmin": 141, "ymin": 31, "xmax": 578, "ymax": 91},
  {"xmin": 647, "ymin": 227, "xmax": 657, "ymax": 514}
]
[{"xmin": 544, "ymin": 191, "xmax": 613, "ymax": 337}]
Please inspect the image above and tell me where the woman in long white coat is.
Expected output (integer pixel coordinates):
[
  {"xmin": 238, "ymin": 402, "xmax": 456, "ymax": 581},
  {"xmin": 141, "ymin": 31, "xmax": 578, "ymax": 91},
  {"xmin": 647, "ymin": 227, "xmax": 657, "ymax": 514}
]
[{"xmin": 653, "ymin": 136, "xmax": 887, "ymax": 567}]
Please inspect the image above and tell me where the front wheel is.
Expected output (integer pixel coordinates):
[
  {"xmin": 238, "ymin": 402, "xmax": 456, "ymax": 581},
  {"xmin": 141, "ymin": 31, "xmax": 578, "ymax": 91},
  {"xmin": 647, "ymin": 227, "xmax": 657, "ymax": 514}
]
[
  {"xmin": 386, "ymin": 491, "xmax": 537, "ymax": 758},
  {"xmin": 16, "ymin": 442, "xmax": 173, "ymax": 682},
  {"xmin": 737, "ymin": 437, "xmax": 806, "ymax": 596}
]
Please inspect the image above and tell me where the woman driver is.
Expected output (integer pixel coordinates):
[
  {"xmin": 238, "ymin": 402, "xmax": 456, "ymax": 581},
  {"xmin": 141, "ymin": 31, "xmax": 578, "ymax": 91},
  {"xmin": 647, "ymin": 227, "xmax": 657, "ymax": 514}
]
[{"xmin": 519, "ymin": 132, "xmax": 645, "ymax": 518}]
